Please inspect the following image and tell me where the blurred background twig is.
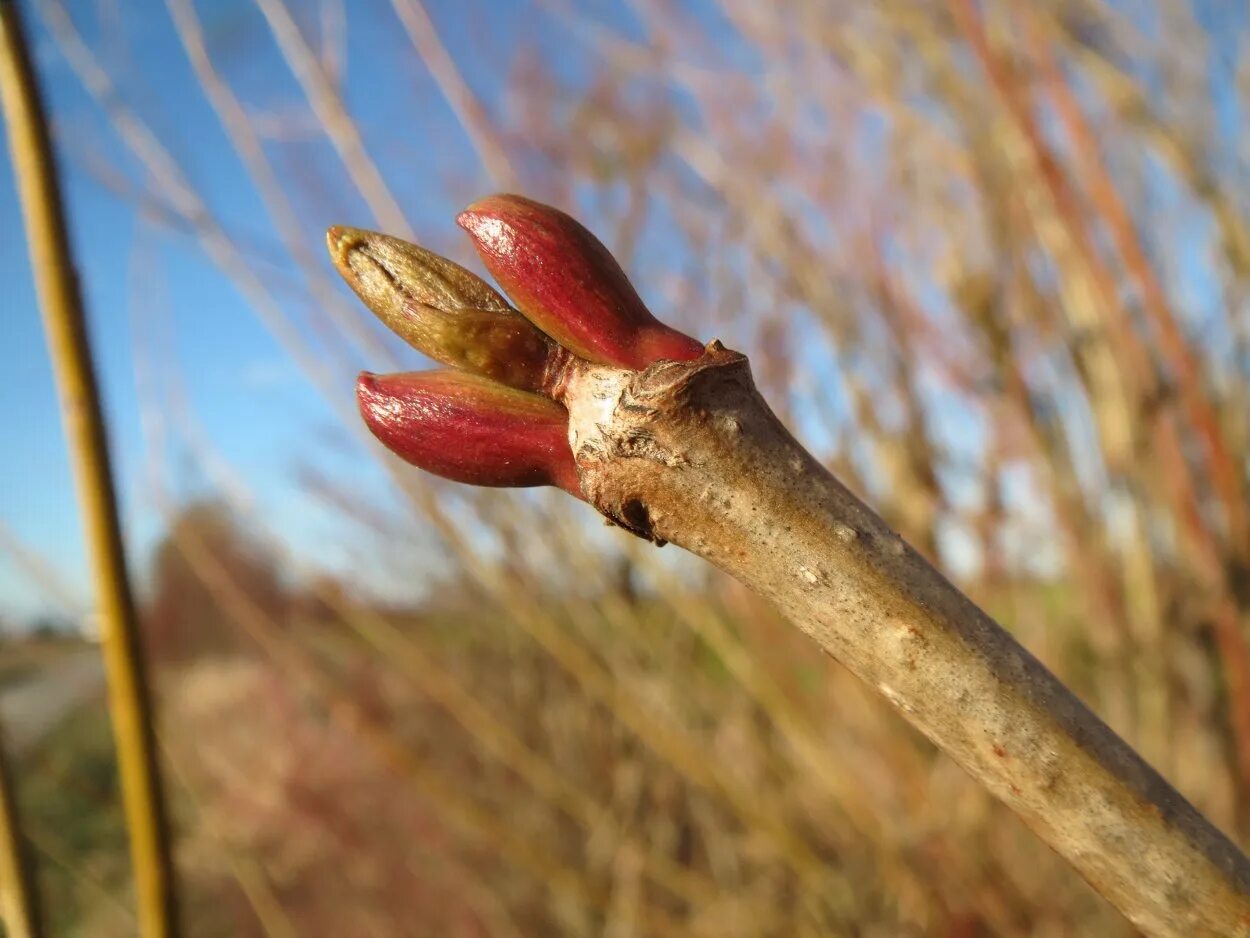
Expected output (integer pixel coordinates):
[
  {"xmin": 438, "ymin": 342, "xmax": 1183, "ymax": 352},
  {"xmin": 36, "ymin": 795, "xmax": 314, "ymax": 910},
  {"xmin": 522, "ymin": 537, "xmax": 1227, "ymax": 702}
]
[{"xmin": 2, "ymin": 0, "xmax": 1249, "ymax": 934}]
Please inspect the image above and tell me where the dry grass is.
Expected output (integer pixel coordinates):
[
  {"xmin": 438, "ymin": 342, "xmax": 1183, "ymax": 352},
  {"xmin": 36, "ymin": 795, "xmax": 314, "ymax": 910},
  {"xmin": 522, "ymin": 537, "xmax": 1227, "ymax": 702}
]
[{"xmin": 7, "ymin": 0, "xmax": 1250, "ymax": 933}]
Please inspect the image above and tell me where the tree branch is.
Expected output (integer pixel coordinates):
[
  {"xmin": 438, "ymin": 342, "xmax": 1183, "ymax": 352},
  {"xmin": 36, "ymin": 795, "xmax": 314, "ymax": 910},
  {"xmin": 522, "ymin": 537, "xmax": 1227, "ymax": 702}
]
[
  {"xmin": 340, "ymin": 195, "xmax": 1250, "ymax": 936},
  {"xmin": 557, "ymin": 342, "xmax": 1250, "ymax": 937}
]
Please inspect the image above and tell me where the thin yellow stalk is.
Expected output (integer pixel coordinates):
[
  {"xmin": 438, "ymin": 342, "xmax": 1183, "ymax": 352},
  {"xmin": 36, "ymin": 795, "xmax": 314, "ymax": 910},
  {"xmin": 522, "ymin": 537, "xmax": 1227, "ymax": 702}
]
[
  {"xmin": 0, "ymin": 725, "xmax": 42, "ymax": 938},
  {"xmin": 0, "ymin": 3, "xmax": 178, "ymax": 936}
]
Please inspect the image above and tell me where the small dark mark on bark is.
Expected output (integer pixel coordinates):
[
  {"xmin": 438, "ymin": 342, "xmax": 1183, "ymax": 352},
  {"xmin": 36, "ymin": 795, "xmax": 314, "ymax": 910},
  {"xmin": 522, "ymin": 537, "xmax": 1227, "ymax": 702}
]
[{"xmin": 614, "ymin": 497, "xmax": 666, "ymax": 546}]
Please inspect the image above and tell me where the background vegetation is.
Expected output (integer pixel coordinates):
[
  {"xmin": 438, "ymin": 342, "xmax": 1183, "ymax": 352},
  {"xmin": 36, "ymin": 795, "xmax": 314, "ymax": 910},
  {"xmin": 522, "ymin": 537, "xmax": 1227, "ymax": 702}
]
[{"xmin": 4, "ymin": 1, "xmax": 1250, "ymax": 934}]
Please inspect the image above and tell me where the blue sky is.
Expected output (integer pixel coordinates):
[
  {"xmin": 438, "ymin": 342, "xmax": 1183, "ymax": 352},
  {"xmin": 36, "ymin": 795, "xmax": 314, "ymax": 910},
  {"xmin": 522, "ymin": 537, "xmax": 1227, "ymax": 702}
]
[
  {"xmin": 7, "ymin": 2, "xmax": 1227, "ymax": 626},
  {"xmin": 0, "ymin": 0, "xmax": 784, "ymax": 627},
  {"xmin": 1, "ymin": 0, "xmax": 641, "ymax": 626}
]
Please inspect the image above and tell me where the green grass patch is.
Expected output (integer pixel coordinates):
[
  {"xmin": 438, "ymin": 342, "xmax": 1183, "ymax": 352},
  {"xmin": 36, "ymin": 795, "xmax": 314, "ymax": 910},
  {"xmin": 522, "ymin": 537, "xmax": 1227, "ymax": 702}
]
[{"xmin": 15, "ymin": 703, "xmax": 133, "ymax": 935}]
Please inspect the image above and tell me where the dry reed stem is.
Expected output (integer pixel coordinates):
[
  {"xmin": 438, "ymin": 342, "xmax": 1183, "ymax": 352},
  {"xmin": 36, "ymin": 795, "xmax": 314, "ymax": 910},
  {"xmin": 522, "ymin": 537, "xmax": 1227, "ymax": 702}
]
[
  {"xmin": 157, "ymin": 517, "xmax": 694, "ymax": 938},
  {"xmin": 131, "ymin": 353, "xmax": 703, "ymax": 928},
  {"xmin": 1028, "ymin": 17, "xmax": 1248, "ymax": 551},
  {"xmin": 36, "ymin": 0, "xmax": 357, "ymax": 422},
  {"xmin": 0, "ymin": 517, "xmax": 86, "ymax": 618},
  {"xmin": 0, "ymin": 3, "xmax": 178, "ymax": 935},
  {"xmin": 163, "ymin": 0, "xmax": 397, "ymax": 369},
  {"xmin": 0, "ymin": 724, "xmax": 42, "ymax": 938},
  {"xmin": 54, "ymin": 8, "xmax": 823, "ymax": 898},
  {"xmin": 24, "ymin": 826, "xmax": 136, "ymax": 929},
  {"xmin": 29, "ymin": 0, "xmax": 1250, "ymax": 930},
  {"xmin": 946, "ymin": 0, "xmax": 1250, "ymax": 805},
  {"xmin": 255, "ymin": 0, "xmax": 414, "ymax": 238},
  {"xmin": 157, "ymin": 741, "xmax": 298, "ymax": 938},
  {"xmin": 387, "ymin": 0, "xmax": 519, "ymax": 188}
]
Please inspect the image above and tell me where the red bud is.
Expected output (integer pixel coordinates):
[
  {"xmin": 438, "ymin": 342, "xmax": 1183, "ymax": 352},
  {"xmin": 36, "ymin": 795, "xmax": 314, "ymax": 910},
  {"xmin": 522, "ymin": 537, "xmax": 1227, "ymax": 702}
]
[
  {"xmin": 357, "ymin": 370, "xmax": 581, "ymax": 497},
  {"xmin": 457, "ymin": 194, "xmax": 702, "ymax": 369}
]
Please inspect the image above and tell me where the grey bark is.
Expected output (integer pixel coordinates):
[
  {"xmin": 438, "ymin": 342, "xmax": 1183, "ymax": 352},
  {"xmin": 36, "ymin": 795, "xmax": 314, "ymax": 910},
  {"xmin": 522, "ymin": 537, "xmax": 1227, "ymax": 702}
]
[{"xmin": 554, "ymin": 343, "xmax": 1250, "ymax": 937}]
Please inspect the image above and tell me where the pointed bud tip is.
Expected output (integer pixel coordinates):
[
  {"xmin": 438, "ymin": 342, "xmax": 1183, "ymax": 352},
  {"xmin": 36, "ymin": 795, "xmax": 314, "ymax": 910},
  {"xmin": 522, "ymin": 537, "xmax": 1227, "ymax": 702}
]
[
  {"xmin": 326, "ymin": 224, "xmax": 350, "ymax": 254},
  {"xmin": 454, "ymin": 201, "xmax": 513, "ymax": 252},
  {"xmin": 334, "ymin": 230, "xmax": 553, "ymax": 391},
  {"xmin": 356, "ymin": 371, "xmax": 403, "ymax": 434},
  {"xmin": 355, "ymin": 370, "xmax": 381, "ymax": 405},
  {"xmin": 456, "ymin": 194, "xmax": 701, "ymax": 369},
  {"xmin": 456, "ymin": 193, "xmax": 531, "ymax": 229},
  {"xmin": 326, "ymin": 226, "xmax": 381, "ymax": 288}
]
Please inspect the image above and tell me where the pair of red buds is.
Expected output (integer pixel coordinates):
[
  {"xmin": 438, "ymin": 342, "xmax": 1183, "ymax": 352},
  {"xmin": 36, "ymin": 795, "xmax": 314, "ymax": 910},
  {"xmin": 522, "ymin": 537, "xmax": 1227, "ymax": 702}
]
[{"xmin": 330, "ymin": 195, "xmax": 703, "ymax": 498}]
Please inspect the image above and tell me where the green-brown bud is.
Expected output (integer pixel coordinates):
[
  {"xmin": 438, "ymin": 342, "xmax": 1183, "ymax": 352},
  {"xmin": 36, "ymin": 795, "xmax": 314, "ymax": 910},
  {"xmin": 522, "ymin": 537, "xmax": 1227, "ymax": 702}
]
[{"xmin": 327, "ymin": 226, "xmax": 553, "ymax": 391}]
